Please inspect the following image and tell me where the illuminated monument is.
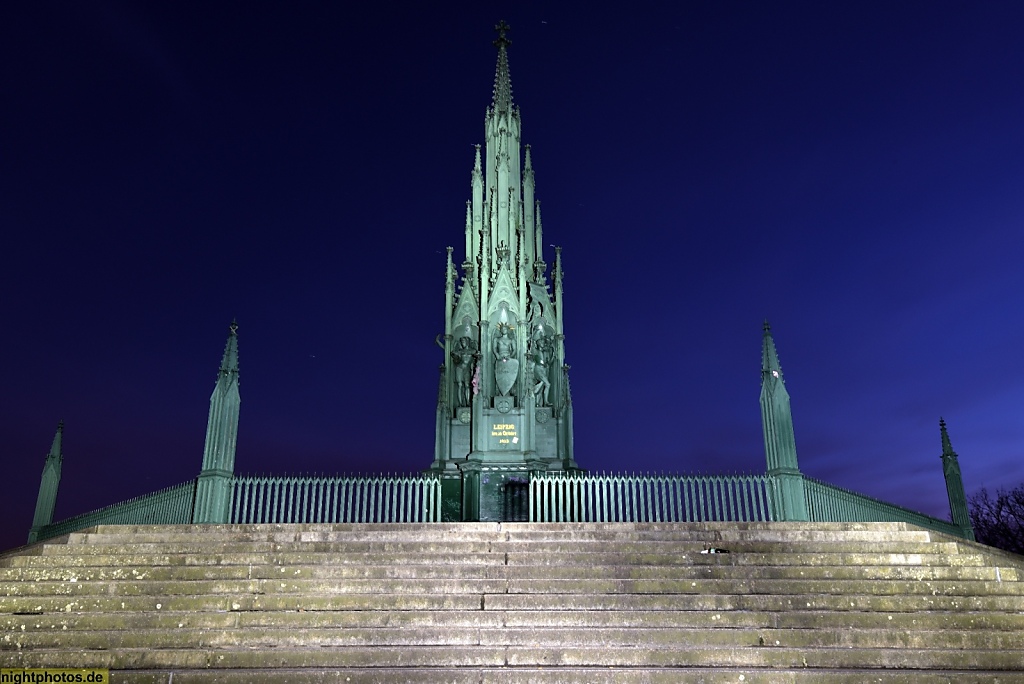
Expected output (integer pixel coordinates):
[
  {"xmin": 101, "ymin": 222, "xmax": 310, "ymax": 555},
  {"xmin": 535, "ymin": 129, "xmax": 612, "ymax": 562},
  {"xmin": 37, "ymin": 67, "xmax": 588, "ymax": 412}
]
[
  {"xmin": 23, "ymin": 23, "xmax": 974, "ymax": 541},
  {"xmin": 428, "ymin": 21, "xmax": 580, "ymax": 521}
]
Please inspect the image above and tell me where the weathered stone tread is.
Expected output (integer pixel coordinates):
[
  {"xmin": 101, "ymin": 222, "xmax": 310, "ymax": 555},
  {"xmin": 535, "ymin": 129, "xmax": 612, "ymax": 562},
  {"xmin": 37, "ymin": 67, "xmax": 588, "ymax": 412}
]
[
  {"xmin": 98, "ymin": 668, "xmax": 1024, "ymax": 684},
  {"xmin": 2, "ymin": 522, "xmax": 1022, "ymax": 680}
]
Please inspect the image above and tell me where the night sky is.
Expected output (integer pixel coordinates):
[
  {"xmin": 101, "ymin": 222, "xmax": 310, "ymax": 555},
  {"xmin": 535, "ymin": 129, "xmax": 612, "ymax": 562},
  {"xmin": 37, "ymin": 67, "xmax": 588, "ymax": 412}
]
[{"xmin": 3, "ymin": 2, "xmax": 1024, "ymax": 551}]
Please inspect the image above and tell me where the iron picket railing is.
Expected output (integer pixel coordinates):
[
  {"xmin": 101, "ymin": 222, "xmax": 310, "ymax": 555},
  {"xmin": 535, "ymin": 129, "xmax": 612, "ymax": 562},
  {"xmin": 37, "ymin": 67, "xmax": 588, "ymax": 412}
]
[
  {"xmin": 529, "ymin": 472, "xmax": 777, "ymax": 523},
  {"xmin": 33, "ymin": 479, "xmax": 197, "ymax": 542},
  {"xmin": 803, "ymin": 476, "xmax": 966, "ymax": 537},
  {"xmin": 26, "ymin": 469, "xmax": 970, "ymax": 542},
  {"xmin": 228, "ymin": 474, "xmax": 442, "ymax": 524}
]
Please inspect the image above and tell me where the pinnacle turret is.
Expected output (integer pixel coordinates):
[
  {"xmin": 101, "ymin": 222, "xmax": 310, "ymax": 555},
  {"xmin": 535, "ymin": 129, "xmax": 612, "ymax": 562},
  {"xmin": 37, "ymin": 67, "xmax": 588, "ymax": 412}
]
[
  {"xmin": 194, "ymin": 322, "xmax": 242, "ymax": 524},
  {"xmin": 29, "ymin": 421, "xmax": 65, "ymax": 542},
  {"xmin": 938, "ymin": 418, "xmax": 973, "ymax": 538},
  {"xmin": 758, "ymin": 322, "xmax": 806, "ymax": 520}
]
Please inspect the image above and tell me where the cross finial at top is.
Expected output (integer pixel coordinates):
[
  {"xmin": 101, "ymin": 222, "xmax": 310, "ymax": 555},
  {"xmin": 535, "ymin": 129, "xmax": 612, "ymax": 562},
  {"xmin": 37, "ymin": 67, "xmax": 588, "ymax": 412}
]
[{"xmin": 493, "ymin": 20, "xmax": 511, "ymax": 49}]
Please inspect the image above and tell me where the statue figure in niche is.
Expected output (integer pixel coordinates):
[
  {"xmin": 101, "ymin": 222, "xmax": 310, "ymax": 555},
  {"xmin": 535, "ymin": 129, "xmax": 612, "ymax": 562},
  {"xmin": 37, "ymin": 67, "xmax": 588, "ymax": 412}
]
[
  {"xmin": 493, "ymin": 324, "xmax": 515, "ymax": 361},
  {"xmin": 451, "ymin": 336, "xmax": 477, "ymax": 407},
  {"xmin": 527, "ymin": 283, "xmax": 551, "ymax": 324},
  {"xmin": 492, "ymin": 322, "xmax": 519, "ymax": 397},
  {"xmin": 528, "ymin": 325, "xmax": 552, "ymax": 406},
  {"xmin": 529, "ymin": 298, "xmax": 542, "ymax": 323}
]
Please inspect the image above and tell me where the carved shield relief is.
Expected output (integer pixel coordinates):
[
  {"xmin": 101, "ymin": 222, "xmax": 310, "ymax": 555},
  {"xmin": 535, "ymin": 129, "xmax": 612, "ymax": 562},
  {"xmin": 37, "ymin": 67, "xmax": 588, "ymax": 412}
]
[{"xmin": 494, "ymin": 357, "xmax": 519, "ymax": 396}]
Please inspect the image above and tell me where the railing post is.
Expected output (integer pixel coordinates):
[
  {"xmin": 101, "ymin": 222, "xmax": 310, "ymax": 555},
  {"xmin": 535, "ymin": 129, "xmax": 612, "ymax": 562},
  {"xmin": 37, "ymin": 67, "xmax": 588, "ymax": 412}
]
[{"xmin": 767, "ymin": 471, "xmax": 808, "ymax": 522}]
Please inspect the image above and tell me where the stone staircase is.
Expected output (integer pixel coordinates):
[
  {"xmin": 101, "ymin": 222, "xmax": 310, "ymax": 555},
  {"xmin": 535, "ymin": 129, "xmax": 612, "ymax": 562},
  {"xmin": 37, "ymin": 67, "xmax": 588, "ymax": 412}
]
[{"xmin": 2, "ymin": 521, "xmax": 1024, "ymax": 682}]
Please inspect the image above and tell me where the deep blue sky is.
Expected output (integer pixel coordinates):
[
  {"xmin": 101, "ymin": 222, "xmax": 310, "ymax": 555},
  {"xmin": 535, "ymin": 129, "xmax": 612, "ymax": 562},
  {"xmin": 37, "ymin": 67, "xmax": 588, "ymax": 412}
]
[{"xmin": 3, "ymin": 2, "xmax": 1023, "ymax": 551}]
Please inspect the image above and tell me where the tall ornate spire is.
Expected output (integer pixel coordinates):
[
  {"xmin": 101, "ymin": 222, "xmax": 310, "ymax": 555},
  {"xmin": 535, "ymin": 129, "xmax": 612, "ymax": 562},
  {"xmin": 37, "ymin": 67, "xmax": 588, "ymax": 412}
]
[
  {"xmin": 939, "ymin": 418, "xmax": 974, "ymax": 539},
  {"xmin": 28, "ymin": 421, "xmax": 64, "ymax": 543},
  {"xmin": 490, "ymin": 20, "xmax": 513, "ymax": 114},
  {"xmin": 193, "ymin": 322, "xmax": 241, "ymax": 524},
  {"xmin": 760, "ymin": 321, "xmax": 807, "ymax": 520},
  {"xmin": 431, "ymin": 24, "xmax": 577, "ymax": 520}
]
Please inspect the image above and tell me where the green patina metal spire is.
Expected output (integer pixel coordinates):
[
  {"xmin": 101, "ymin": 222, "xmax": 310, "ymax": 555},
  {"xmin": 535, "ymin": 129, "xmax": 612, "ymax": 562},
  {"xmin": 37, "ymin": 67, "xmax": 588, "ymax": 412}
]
[
  {"xmin": 28, "ymin": 421, "xmax": 64, "ymax": 543},
  {"xmin": 760, "ymin": 321, "xmax": 808, "ymax": 520},
  {"xmin": 431, "ymin": 23, "xmax": 578, "ymax": 521},
  {"xmin": 193, "ymin": 321, "xmax": 241, "ymax": 524},
  {"xmin": 939, "ymin": 418, "xmax": 975, "ymax": 540}
]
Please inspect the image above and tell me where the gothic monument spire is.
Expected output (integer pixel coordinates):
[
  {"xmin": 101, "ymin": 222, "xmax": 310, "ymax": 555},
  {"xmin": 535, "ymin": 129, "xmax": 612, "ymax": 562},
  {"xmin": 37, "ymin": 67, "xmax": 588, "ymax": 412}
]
[{"xmin": 431, "ymin": 23, "xmax": 578, "ymax": 521}]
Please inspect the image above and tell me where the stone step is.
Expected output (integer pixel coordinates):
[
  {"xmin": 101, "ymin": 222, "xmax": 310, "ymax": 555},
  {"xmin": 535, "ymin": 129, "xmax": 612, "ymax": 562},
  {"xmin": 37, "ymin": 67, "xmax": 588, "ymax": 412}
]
[
  {"xmin": 3, "ymin": 644, "xmax": 1022, "ymax": 671},
  {"xmin": 3, "ymin": 560, "xmax": 1013, "ymax": 582},
  {"xmin": 62, "ymin": 526, "xmax": 936, "ymax": 545},
  {"xmin": 79, "ymin": 521, "xmax": 924, "ymax": 537},
  {"xmin": 0, "ymin": 592, "xmax": 482, "ymax": 614},
  {"xmin": 502, "ymin": 550, "xmax": 992, "ymax": 567},
  {"xmin": 86, "ymin": 522, "xmax": 508, "ymax": 536},
  {"xmin": 34, "ymin": 667, "xmax": 1024, "ymax": 684},
  {"xmin": 6, "ymin": 607, "xmax": 1023, "ymax": 632},
  {"xmin": 32, "ymin": 539, "xmax": 964, "ymax": 555},
  {"xmin": 2, "ymin": 522, "xmax": 1020, "ymax": 681},
  {"xmin": 3, "ymin": 576, "xmax": 1022, "ymax": 599},
  {"xmin": 6, "ymin": 625, "xmax": 1021, "ymax": 651},
  {"xmin": 3, "ymin": 549, "xmax": 991, "ymax": 568},
  {"xmin": 4, "ymin": 591, "xmax": 1023, "ymax": 615},
  {"xmin": 480, "ymin": 591, "xmax": 1024, "ymax": 613}
]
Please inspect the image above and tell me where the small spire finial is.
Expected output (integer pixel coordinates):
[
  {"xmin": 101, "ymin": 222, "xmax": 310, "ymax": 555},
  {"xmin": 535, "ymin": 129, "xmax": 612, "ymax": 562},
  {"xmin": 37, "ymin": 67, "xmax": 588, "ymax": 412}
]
[
  {"xmin": 761, "ymin": 320, "xmax": 783, "ymax": 378},
  {"xmin": 47, "ymin": 421, "xmax": 64, "ymax": 462},
  {"xmin": 220, "ymin": 321, "xmax": 240, "ymax": 374},
  {"xmin": 493, "ymin": 20, "xmax": 511, "ymax": 48},
  {"xmin": 939, "ymin": 417, "xmax": 955, "ymax": 456}
]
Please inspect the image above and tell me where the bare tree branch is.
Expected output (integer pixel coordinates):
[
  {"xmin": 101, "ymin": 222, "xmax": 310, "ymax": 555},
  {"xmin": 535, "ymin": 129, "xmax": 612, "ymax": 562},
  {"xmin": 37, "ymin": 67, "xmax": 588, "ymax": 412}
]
[{"xmin": 969, "ymin": 485, "xmax": 1024, "ymax": 554}]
